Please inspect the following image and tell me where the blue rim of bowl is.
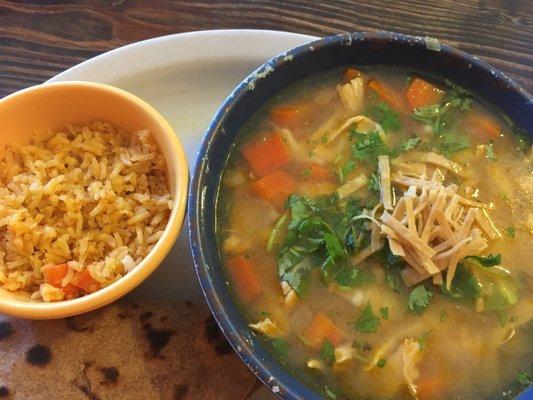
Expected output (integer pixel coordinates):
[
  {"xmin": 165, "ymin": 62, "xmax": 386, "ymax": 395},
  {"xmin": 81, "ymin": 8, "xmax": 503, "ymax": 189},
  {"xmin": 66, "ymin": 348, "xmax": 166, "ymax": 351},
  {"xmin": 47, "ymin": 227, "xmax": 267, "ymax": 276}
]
[{"xmin": 189, "ymin": 31, "xmax": 532, "ymax": 399}]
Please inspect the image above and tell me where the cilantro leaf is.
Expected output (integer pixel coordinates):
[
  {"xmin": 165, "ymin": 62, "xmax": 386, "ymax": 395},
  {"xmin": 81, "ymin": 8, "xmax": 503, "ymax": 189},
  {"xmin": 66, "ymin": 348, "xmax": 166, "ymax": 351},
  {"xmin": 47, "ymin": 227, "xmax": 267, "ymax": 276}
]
[
  {"xmin": 320, "ymin": 339, "xmax": 336, "ymax": 366},
  {"xmin": 352, "ymin": 302, "xmax": 380, "ymax": 333},
  {"xmin": 506, "ymin": 227, "xmax": 515, "ymax": 238},
  {"xmin": 271, "ymin": 338, "xmax": 289, "ymax": 357},
  {"xmin": 485, "ymin": 141, "xmax": 497, "ymax": 161},
  {"xmin": 366, "ymin": 102, "xmax": 402, "ymax": 132},
  {"xmin": 398, "ymin": 136, "xmax": 421, "ymax": 153},
  {"xmin": 342, "ymin": 160, "xmax": 356, "ymax": 176},
  {"xmin": 376, "ymin": 358, "xmax": 387, "ymax": 368},
  {"xmin": 432, "ymin": 131, "xmax": 470, "ymax": 156},
  {"xmin": 324, "ymin": 386, "xmax": 338, "ymax": 399},
  {"xmin": 417, "ymin": 330, "xmax": 432, "ymax": 350},
  {"xmin": 463, "ymin": 254, "xmax": 501, "ymax": 268},
  {"xmin": 334, "ymin": 265, "xmax": 374, "ymax": 289},
  {"xmin": 379, "ymin": 306, "xmax": 389, "ymax": 320},
  {"xmin": 351, "ymin": 131, "xmax": 394, "ymax": 165},
  {"xmin": 367, "ymin": 171, "xmax": 380, "ymax": 192},
  {"xmin": 442, "ymin": 263, "xmax": 483, "ymax": 300},
  {"xmin": 408, "ymin": 285, "xmax": 433, "ymax": 314},
  {"xmin": 439, "ymin": 310, "xmax": 449, "ymax": 322},
  {"xmin": 517, "ymin": 372, "xmax": 532, "ymax": 386}
]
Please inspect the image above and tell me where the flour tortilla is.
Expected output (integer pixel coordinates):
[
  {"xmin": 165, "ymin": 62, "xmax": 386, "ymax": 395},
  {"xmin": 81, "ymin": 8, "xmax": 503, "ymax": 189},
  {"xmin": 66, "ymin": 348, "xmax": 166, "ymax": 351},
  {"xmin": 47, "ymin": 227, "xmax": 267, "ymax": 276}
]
[{"xmin": 0, "ymin": 302, "xmax": 258, "ymax": 399}]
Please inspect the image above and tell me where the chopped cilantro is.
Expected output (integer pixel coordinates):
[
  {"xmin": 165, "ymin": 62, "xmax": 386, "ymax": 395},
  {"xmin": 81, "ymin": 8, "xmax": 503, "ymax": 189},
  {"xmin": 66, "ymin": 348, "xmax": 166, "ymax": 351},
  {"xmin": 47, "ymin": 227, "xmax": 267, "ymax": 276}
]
[
  {"xmin": 351, "ymin": 130, "xmax": 394, "ymax": 165},
  {"xmin": 300, "ymin": 168, "xmax": 312, "ymax": 179},
  {"xmin": 498, "ymin": 310, "xmax": 508, "ymax": 327},
  {"xmin": 324, "ymin": 386, "xmax": 338, "ymax": 399},
  {"xmin": 334, "ymin": 265, "xmax": 374, "ymax": 289},
  {"xmin": 271, "ymin": 338, "xmax": 289, "ymax": 357},
  {"xmin": 517, "ymin": 372, "xmax": 532, "ymax": 386},
  {"xmin": 417, "ymin": 330, "xmax": 432, "ymax": 350},
  {"xmin": 366, "ymin": 102, "xmax": 402, "ymax": 132},
  {"xmin": 463, "ymin": 254, "xmax": 501, "ymax": 268},
  {"xmin": 506, "ymin": 226, "xmax": 515, "ymax": 238},
  {"xmin": 340, "ymin": 160, "xmax": 356, "ymax": 183},
  {"xmin": 380, "ymin": 306, "xmax": 389, "ymax": 320},
  {"xmin": 352, "ymin": 302, "xmax": 380, "ymax": 333},
  {"xmin": 321, "ymin": 133, "xmax": 329, "ymax": 143},
  {"xmin": 367, "ymin": 171, "xmax": 380, "ymax": 192},
  {"xmin": 398, "ymin": 136, "xmax": 421, "ymax": 153},
  {"xmin": 439, "ymin": 310, "xmax": 449, "ymax": 323},
  {"xmin": 379, "ymin": 244, "xmax": 406, "ymax": 293},
  {"xmin": 485, "ymin": 141, "xmax": 497, "ymax": 161},
  {"xmin": 431, "ymin": 131, "xmax": 470, "ymax": 156},
  {"xmin": 408, "ymin": 285, "xmax": 433, "ymax": 314},
  {"xmin": 320, "ymin": 339, "xmax": 336, "ymax": 366},
  {"xmin": 352, "ymin": 340, "xmax": 372, "ymax": 352},
  {"xmin": 376, "ymin": 358, "xmax": 387, "ymax": 368},
  {"xmin": 385, "ymin": 272, "xmax": 403, "ymax": 293}
]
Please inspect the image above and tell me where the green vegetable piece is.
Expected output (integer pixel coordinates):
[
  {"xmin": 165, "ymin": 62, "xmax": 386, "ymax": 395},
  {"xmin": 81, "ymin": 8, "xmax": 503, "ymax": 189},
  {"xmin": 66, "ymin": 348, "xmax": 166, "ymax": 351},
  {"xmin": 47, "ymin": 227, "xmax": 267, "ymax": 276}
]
[
  {"xmin": 417, "ymin": 330, "xmax": 432, "ymax": 350},
  {"xmin": 351, "ymin": 131, "xmax": 394, "ymax": 164},
  {"xmin": 320, "ymin": 339, "xmax": 336, "ymax": 366},
  {"xmin": 271, "ymin": 338, "xmax": 289, "ymax": 357},
  {"xmin": 506, "ymin": 226, "xmax": 515, "ymax": 238},
  {"xmin": 334, "ymin": 266, "xmax": 373, "ymax": 289},
  {"xmin": 324, "ymin": 386, "xmax": 338, "ymax": 399},
  {"xmin": 376, "ymin": 358, "xmax": 387, "ymax": 368},
  {"xmin": 408, "ymin": 285, "xmax": 433, "ymax": 314},
  {"xmin": 399, "ymin": 136, "xmax": 421, "ymax": 153},
  {"xmin": 517, "ymin": 372, "xmax": 532, "ymax": 386},
  {"xmin": 342, "ymin": 160, "xmax": 356, "ymax": 177},
  {"xmin": 353, "ymin": 302, "xmax": 380, "ymax": 333},
  {"xmin": 366, "ymin": 102, "xmax": 402, "ymax": 132},
  {"xmin": 379, "ymin": 306, "xmax": 389, "ymax": 320},
  {"xmin": 463, "ymin": 253, "xmax": 501, "ymax": 267},
  {"xmin": 485, "ymin": 141, "xmax": 497, "ymax": 161},
  {"xmin": 439, "ymin": 310, "xmax": 449, "ymax": 322},
  {"xmin": 367, "ymin": 172, "xmax": 380, "ymax": 192}
]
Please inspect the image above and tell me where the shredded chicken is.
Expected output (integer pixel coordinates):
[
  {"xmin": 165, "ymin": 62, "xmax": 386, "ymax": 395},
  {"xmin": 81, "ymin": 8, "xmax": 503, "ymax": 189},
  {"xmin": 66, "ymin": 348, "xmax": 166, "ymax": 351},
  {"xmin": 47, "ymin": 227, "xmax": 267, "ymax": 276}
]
[
  {"xmin": 337, "ymin": 77, "xmax": 364, "ymax": 115},
  {"xmin": 378, "ymin": 155, "xmax": 393, "ymax": 211},
  {"xmin": 337, "ymin": 173, "xmax": 367, "ymax": 199},
  {"xmin": 281, "ymin": 280, "xmax": 299, "ymax": 310},
  {"xmin": 249, "ymin": 318, "xmax": 282, "ymax": 337}
]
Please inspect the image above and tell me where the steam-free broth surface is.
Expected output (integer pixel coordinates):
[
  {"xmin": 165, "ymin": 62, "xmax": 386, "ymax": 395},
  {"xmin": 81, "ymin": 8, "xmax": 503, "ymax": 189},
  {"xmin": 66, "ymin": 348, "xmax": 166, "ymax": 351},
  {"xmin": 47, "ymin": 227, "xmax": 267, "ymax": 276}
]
[{"xmin": 218, "ymin": 67, "xmax": 532, "ymax": 399}]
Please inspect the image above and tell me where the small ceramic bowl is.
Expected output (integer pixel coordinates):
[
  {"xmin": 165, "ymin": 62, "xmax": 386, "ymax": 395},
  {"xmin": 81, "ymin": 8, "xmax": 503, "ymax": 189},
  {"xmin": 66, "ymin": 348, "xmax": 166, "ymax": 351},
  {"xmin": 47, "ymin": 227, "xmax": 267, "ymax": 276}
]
[
  {"xmin": 0, "ymin": 81, "xmax": 189, "ymax": 319},
  {"xmin": 189, "ymin": 32, "xmax": 532, "ymax": 399}
]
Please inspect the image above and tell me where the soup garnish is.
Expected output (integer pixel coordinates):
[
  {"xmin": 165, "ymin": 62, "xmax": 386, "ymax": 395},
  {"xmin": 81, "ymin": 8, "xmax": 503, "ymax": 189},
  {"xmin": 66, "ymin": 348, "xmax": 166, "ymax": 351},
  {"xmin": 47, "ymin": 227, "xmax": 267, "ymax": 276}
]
[{"xmin": 219, "ymin": 66, "xmax": 532, "ymax": 399}]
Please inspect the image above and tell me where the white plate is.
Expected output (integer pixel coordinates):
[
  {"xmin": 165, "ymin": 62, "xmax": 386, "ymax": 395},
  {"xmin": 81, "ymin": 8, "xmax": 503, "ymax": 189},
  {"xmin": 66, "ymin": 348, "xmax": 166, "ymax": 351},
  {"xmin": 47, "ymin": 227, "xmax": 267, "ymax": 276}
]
[{"xmin": 49, "ymin": 29, "xmax": 317, "ymax": 399}]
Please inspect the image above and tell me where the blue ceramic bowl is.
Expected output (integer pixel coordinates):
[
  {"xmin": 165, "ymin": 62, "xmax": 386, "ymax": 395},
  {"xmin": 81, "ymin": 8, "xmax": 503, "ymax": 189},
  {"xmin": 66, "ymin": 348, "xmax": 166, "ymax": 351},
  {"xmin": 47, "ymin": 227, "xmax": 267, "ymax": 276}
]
[{"xmin": 189, "ymin": 32, "xmax": 533, "ymax": 399}]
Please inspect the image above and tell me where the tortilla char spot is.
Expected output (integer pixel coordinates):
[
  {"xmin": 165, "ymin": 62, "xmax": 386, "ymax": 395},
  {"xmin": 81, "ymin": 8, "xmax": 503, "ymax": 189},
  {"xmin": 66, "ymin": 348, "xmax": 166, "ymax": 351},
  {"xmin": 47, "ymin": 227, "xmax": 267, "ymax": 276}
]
[
  {"xmin": 25, "ymin": 344, "xmax": 52, "ymax": 366},
  {"xmin": 0, "ymin": 386, "xmax": 9, "ymax": 398},
  {"xmin": 173, "ymin": 384, "xmax": 189, "ymax": 400},
  {"xmin": 0, "ymin": 321, "xmax": 13, "ymax": 341},
  {"xmin": 100, "ymin": 367, "xmax": 119, "ymax": 384},
  {"xmin": 204, "ymin": 316, "xmax": 221, "ymax": 342},
  {"xmin": 142, "ymin": 323, "xmax": 175, "ymax": 357},
  {"xmin": 215, "ymin": 340, "xmax": 233, "ymax": 355},
  {"xmin": 139, "ymin": 311, "xmax": 153, "ymax": 322},
  {"xmin": 65, "ymin": 316, "xmax": 91, "ymax": 332}
]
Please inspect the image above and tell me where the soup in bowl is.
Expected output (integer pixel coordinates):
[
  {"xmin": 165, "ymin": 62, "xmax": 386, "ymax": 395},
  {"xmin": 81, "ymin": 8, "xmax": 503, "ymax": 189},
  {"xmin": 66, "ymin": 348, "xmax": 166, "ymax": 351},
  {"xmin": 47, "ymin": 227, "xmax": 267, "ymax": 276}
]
[{"xmin": 189, "ymin": 32, "xmax": 532, "ymax": 400}]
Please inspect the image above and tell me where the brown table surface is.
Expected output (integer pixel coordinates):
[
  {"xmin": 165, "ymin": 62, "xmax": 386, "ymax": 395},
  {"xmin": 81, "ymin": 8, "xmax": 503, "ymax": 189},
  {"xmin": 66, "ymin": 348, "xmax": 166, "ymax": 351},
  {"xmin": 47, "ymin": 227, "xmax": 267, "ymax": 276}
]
[{"xmin": 1, "ymin": 0, "xmax": 532, "ymax": 98}]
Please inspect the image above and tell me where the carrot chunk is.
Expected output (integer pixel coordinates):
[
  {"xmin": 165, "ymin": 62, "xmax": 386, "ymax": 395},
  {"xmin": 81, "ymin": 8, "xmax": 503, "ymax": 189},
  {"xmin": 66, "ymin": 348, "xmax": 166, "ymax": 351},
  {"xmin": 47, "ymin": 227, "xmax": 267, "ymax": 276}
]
[
  {"xmin": 72, "ymin": 269, "xmax": 100, "ymax": 294},
  {"xmin": 368, "ymin": 79, "xmax": 409, "ymax": 113},
  {"xmin": 250, "ymin": 170, "xmax": 296, "ymax": 209},
  {"xmin": 406, "ymin": 77, "xmax": 445, "ymax": 109},
  {"xmin": 305, "ymin": 313, "xmax": 345, "ymax": 349},
  {"xmin": 343, "ymin": 67, "xmax": 361, "ymax": 83},
  {"xmin": 42, "ymin": 263, "xmax": 69, "ymax": 288},
  {"xmin": 464, "ymin": 111, "xmax": 502, "ymax": 141},
  {"xmin": 417, "ymin": 376, "xmax": 446, "ymax": 400},
  {"xmin": 226, "ymin": 256, "xmax": 262, "ymax": 303},
  {"xmin": 241, "ymin": 133, "xmax": 292, "ymax": 177},
  {"xmin": 270, "ymin": 105, "xmax": 305, "ymax": 128},
  {"xmin": 62, "ymin": 284, "xmax": 80, "ymax": 299}
]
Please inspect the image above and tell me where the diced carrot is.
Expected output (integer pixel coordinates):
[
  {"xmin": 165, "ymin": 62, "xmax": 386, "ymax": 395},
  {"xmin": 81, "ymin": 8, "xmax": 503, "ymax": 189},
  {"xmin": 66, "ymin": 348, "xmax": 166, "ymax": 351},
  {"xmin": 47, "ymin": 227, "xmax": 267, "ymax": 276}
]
[
  {"xmin": 416, "ymin": 376, "xmax": 446, "ymax": 400},
  {"xmin": 226, "ymin": 255, "xmax": 262, "ymax": 303},
  {"xmin": 305, "ymin": 313, "xmax": 345, "ymax": 349},
  {"xmin": 343, "ymin": 67, "xmax": 361, "ymax": 83},
  {"xmin": 406, "ymin": 77, "xmax": 445, "ymax": 109},
  {"xmin": 42, "ymin": 263, "xmax": 69, "ymax": 288},
  {"xmin": 72, "ymin": 269, "xmax": 100, "ymax": 294},
  {"xmin": 270, "ymin": 105, "xmax": 305, "ymax": 128},
  {"xmin": 464, "ymin": 111, "xmax": 502, "ymax": 141},
  {"xmin": 368, "ymin": 79, "xmax": 409, "ymax": 113},
  {"xmin": 250, "ymin": 170, "xmax": 296, "ymax": 209},
  {"xmin": 62, "ymin": 284, "xmax": 80, "ymax": 299},
  {"xmin": 308, "ymin": 164, "xmax": 334, "ymax": 181},
  {"xmin": 241, "ymin": 133, "xmax": 292, "ymax": 177}
]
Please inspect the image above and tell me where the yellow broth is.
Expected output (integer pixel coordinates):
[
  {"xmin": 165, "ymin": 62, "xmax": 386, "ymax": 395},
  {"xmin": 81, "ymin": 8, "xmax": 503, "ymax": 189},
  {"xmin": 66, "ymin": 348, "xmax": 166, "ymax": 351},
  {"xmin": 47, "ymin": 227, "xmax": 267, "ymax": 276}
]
[{"xmin": 217, "ymin": 66, "xmax": 532, "ymax": 399}]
